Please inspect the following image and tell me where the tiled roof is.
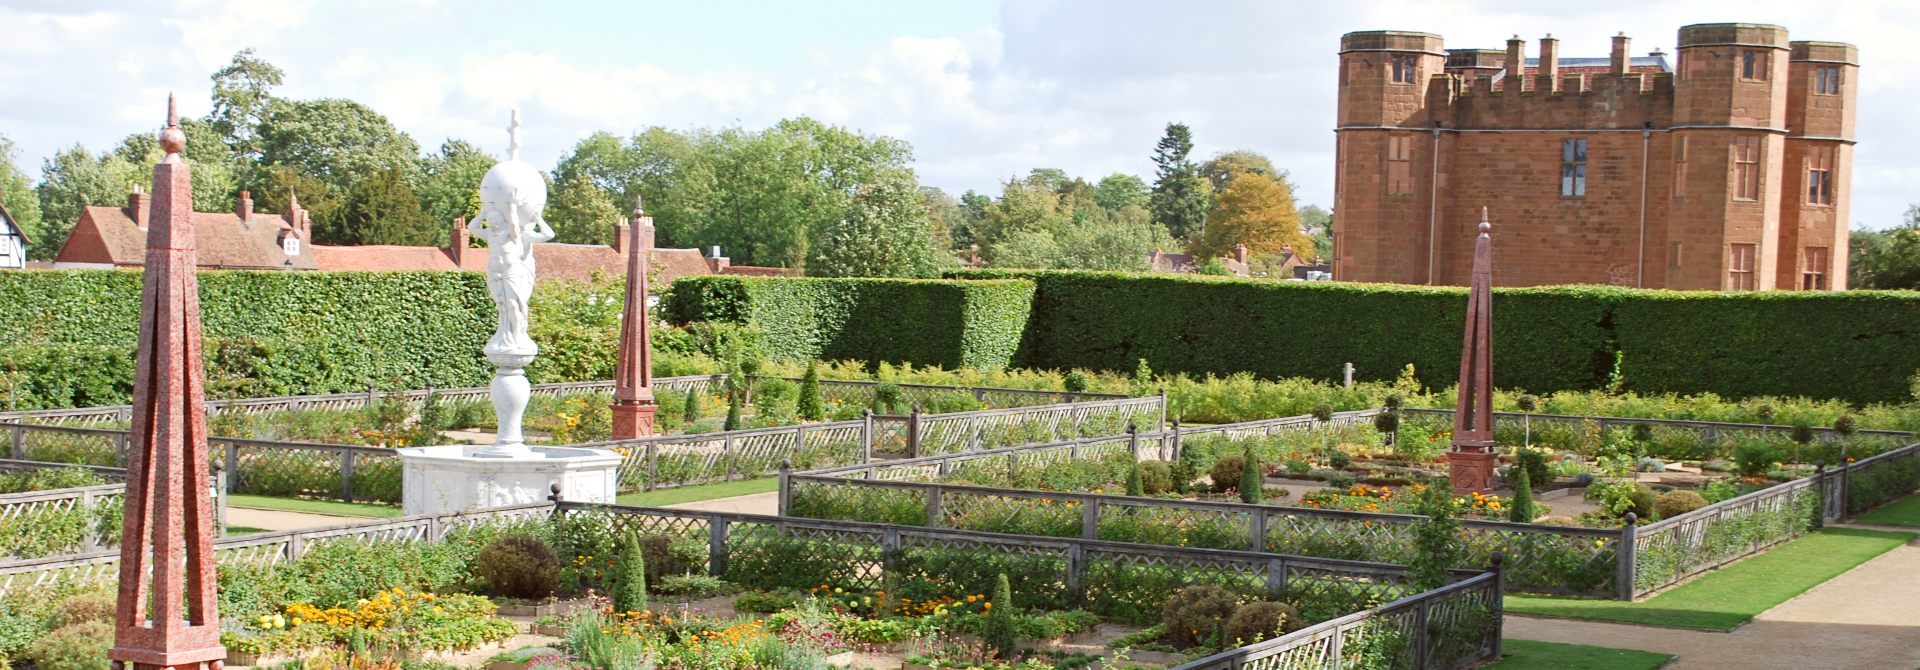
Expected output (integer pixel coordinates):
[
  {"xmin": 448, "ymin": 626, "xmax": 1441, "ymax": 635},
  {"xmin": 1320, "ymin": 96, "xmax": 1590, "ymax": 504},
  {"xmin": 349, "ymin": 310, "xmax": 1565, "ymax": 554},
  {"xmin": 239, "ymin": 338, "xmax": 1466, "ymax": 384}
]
[
  {"xmin": 313, "ymin": 242, "xmax": 722, "ymax": 284},
  {"xmin": 0, "ymin": 203, "xmax": 25, "ymax": 243},
  {"xmin": 55, "ymin": 205, "xmax": 313, "ymax": 270}
]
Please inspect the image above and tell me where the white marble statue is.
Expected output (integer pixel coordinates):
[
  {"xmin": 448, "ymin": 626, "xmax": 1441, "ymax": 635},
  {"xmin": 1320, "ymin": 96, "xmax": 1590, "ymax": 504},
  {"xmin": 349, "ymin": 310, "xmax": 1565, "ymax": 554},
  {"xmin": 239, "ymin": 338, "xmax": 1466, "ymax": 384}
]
[
  {"xmin": 472, "ymin": 109, "xmax": 553, "ymax": 457},
  {"xmin": 475, "ymin": 109, "xmax": 554, "ymax": 361}
]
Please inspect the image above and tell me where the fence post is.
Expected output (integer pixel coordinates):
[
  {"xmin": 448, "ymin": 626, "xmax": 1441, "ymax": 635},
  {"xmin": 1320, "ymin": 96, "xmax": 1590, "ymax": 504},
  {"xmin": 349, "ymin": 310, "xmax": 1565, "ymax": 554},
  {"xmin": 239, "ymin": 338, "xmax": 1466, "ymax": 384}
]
[
  {"xmin": 81, "ymin": 489, "xmax": 99, "ymax": 552},
  {"xmin": 1839, "ymin": 457, "xmax": 1853, "ymax": 519},
  {"xmin": 777, "ymin": 461, "xmax": 792, "ymax": 516},
  {"xmin": 882, "ymin": 528, "xmax": 902, "ymax": 575},
  {"xmin": 924, "ymin": 485, "xmax": 944, "ymax": 528},
  {"xmin": 1124, "ymin": 424, "xmax": 1141, "ymax": 463},
  {"xmin": 709, "ymin": 517, "xmax": 731, "ymax": 578},
  {"xmin": 1413, "ymin": 595, "xmax": 1432, "ymax": 666},
  {"xmin": 1264, "ymin": 557, "xmax": 1286, "ymax": 599},
  {"xmin": 288, "ymin": 531, "xmax": 306, "ymax": 562},
  {"xmin": 113, "ymin": 433, "xmax": 129, "ymax": 466},
  {"xmin": 1080, "ymin": 496, "xmax": 1099, "ymax": 540},
  {"xmin": 1157, "ymin": 387, "xmax": 1168, "ymax": 431},
  {"xmin": 724, "ymin": 434, "xmax": 738, "ymax": 482},
  {"xmin": 861, "ymin": 410, "xmax": 874, "ymax": 463},
  {"xmin": 907, "ymin": 406, "xmax": 923, "ymax": 458},
  {"xmin": 1616, "ymin": 512, "xmax": 1638, "ymax": 600},
  {"xmin": 8, "ymin": 425, "xmax": 21, "ymax": 460},
  {"xmin": 1006, "ymin": 454, "xmax": 1017, "ymax": 482},
  {"xmin": 339, "ymin": 450, "xmax": 357, "ymax": 503},
  {"xmin": 1066, "ymin": 544, "xmax": 1085, "ymax": 605},
  {"xmin": 224, "ymin": 441, "xmax": 240, "ymax": 492},
  {"xmin": 365, "ymin": 383, "xmax": 377, "ymax": 409},
  {"xmin": 644, "ymin": 442, "xmax": 659, "ymax": 492},
  {"xmin": 214, "ymin": 470, "xmax": 228, "ymax": 537},
  {"xmin": 1489, "ymin": 552, "xmax": 1506, "ymax": 661},
  {"xmin": 1248, "ymin": 509, "xmax": 1268, "ymax": 552},
  {"xmin": 1170, "ymin": 419, "xmax": 1182, "ymax": 462},
  {"xmin": 1813, "ymin": 463, "xmax": 1827, "ymax": 528},
  {"xmin": 972, "ymin": 388, "xmax": 986, "ymax": 404}
]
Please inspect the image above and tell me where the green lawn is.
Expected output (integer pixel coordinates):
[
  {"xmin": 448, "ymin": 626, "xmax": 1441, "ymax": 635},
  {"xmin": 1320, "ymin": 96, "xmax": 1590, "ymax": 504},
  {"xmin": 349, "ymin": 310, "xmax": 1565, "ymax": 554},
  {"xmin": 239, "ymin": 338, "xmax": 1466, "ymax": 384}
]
[
  {"xmin": 615, "ymin": 478, "xmax": 778, "ymax": 507},
  {"xmin": 225, "ymin": 525, "xmax": 271, "ymax": 536},
  {"xmin": 1857, "ymin": 493, "xmax": 1920, "ymax": 527},
  {"xmin": 1507, "ymin": 527, "xmax": 1914, "ymax": 631},
  {"xmin": 226, "ymin": 494, "xmax": 404, "ymax": 519},
  {"xmin": 1485, "ymin": 640, "xmax": 1672, "ymax": 670}
]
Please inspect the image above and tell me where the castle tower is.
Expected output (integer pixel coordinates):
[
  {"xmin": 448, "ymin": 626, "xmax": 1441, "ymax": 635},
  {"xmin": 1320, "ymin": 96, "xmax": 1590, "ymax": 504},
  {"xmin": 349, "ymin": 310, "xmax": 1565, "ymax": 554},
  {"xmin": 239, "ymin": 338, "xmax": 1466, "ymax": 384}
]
[
  {"xmin": 1669, "ymin": 24, "xmax": 1791, "ymax": 290},
  {"xmin": 1334, "ymin": 31, "xmax": 1447, "ymax": 284},
  {"xmin": 1779, "ymin": 41, "xmax": 1859, "ymax": 290}
]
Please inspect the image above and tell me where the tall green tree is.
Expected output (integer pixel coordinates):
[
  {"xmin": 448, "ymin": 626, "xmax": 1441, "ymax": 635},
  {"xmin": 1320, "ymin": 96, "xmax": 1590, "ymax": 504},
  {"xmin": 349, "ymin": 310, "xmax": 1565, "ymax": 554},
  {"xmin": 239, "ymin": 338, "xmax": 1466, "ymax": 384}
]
[
  {"xmin": 0, "ymin": 135, "xmax": 43, "ymax": 254},
  {"xmin": 208, "ymin": 48, "xmax": 286, "ymax": 177},
  {"xmin": 810, "ymin": 173, "xmax": 943, "ymax": 277},
  {"xmin": 34, "ymin": 145, "xmax": 141, "ymax": 258},
  {"xmin": 1300, "ymin": 204, "xmax": 1332, "ymax": 260},
  {"xmin": 337, "ymin": 167, "xmax": 436, "ymax": 246},
  {"xmin": 1093, "ymin": 173, "xmax": 1150, "ymax": 211},
  {"xmin": 1199, "ymin": 150, "xmax": 1284, "ymax": 193},
  {"xmin": 545, "ymin": 173, "xmax": 622, "ymax": 245},
  {"xmin": 1148, "ymin": 123, "xmax": 1211, "ymax": 240},
  {"xmin": 257, "ymin": 98, "xmax": 419, "ymax": 241},
  {"xmin": 415, "ymin": 139, "xmax": 495, "ymax": 227}
]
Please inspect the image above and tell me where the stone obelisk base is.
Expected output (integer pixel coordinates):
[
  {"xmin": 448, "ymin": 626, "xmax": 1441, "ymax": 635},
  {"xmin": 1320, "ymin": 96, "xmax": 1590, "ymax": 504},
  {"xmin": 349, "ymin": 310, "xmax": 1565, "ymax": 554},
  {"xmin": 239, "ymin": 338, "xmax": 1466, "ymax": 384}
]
[
  {"xmin": 612, "ymin": 401, "xmax": 657, "ymax": 440},
  {"xmin": 1447, "ymin": 450, "xmax": 1499, "ymax": 495}
]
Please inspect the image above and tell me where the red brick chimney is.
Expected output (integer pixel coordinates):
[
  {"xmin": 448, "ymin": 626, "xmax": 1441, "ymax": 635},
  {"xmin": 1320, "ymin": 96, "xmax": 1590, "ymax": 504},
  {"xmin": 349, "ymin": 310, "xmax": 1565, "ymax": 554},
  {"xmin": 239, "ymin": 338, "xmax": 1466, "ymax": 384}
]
[
  {"xmin": 284, "ymin": 190, "xmax": 306, "ymax": 236},
  {"xmin": 1232, "ymin": 243, "xmax": 1249, "ymax": 265},
  {"xmin": 1611, "ymin": 32, "xmax": 1631, "ymax": 76},
  {"xmin": 128, "ymin": 184, "xmax": 151, "ymax": 229},
  {"xmin": 1504, "ymin": 35, "xmax": 1525, "ymax": 92},
  {"xmin": 449, "ymin": 217, "xmax": 468, "ymax": 267},
  {"xmin": 612, "ymin": 218, "xmax": 630, "ymax": 254},
  {"xmin": 1538, "ymin": 33, "xmax": 1560, "ymax": 92},
  {"xmin": 236, "ymin": 190, "xmax": 253, "ymax": 222}
]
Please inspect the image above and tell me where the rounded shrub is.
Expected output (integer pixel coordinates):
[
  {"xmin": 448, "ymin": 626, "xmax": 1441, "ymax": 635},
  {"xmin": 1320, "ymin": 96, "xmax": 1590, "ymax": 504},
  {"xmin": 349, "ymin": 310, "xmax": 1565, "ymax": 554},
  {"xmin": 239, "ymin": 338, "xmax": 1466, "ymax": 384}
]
[
  {"xmin": 475, "ymin": 534, "xmax": 559, "ymax": 599},
  {"xmin": 1139, "ymin": 461, "xmax": 1174, "ymax": 495},
  {"xmin": 1223, "ymin": 601, "xmax": 1302, "ymax": 645},
  {"xmin": 50, "ymin": 590, "xmax": 115, "ymax": 629},
  {"xmin": 1571, "ymin": 471, "xmax": 1596, "ymax": 487},
  {"xmin": 24, "ymin": 620, "xmax": 111, "ymax": 670},
  {"xmin": 1329, "ymin": 450, "xmax": 1352, "ymax": 470},
  {"xmin": 1160, "ymin": 585, "xmax": 1241, "ymax": 649},
  {"xmin": 1629, "ymin": 484, "xmax": 1659, "ymax": 520},
  {"xmin": 1210, "ymin": 455, "xmax": 1248, "ymax": 494},
  {"xmin": 1636, "ymin": 457, "xmax": 1666, "ymax": 473},
  {"xmin": 1063, "ymin": 371, "xmax": 1090, "ymax": 394},
  {"xmin": 1655, "ymin": 490, "xmax": 1708, "ymax": 518}
]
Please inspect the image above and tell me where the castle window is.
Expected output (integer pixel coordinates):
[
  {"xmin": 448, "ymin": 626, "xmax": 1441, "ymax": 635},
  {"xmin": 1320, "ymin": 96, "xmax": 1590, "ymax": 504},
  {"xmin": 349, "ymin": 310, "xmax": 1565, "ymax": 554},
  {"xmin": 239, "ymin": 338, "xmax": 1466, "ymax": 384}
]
[
  {"xmin": 1815, "ymin": 66, "xmax": 1841, "ymax": 95},
  {"xmin": 1386, "ymin": 135, "xmax": 1413, "ymax": 195},
  {"xmin": 1733, "ymin": 136, "xmax": 1762, "ymax": 201},
  {"xmin": 1669, "ymin": 242, "xmax": 1683, "ymax": 270},
  {"xmin": 1560, "ymin": 139, "xmax": 1588, "ymax": 198},
  {"xmin": 1391, "ymin": 56, "xmax": 1418, "ymax": 84},
  {"xmin": 1807, "ymin": 146, "xmax": 1835, "ymax": 206},
  {"xmin": 1741, "ymin": 50, "xmax": 1769, "ymax": 81},
  {"xmin": 1673, "ymin": 137, "xmax": 1688, "ymax": 200},
  {"xmin": 1801, "ymin": 247, "xmax": 1829, "ymax": 290},
  {"xmin": 1728, "ymin": 243, "xmax": 1757, "ymax": 290}
]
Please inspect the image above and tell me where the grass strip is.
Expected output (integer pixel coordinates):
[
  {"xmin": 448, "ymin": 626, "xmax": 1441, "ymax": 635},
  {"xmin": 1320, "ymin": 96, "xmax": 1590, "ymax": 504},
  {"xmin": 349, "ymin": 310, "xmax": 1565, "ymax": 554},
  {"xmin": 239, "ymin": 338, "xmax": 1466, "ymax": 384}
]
[
  {"xmin": 615, "ymin": 478, "xmax": 779, "ymax": 507},
  {"xmin": 226, "ymin": 494, "xmax": 404, "ymax": 519},
  {"xmin": 1485, "ymin": 640, "xmax": 1672, "ymax": 670},
  {"xmin": 1505, "ymin": 527, "xmax": 1914, "ymax": 630},
  {"xmin": 1856, "ymin": 493, "xmax": 1920, "ymax": 527}
]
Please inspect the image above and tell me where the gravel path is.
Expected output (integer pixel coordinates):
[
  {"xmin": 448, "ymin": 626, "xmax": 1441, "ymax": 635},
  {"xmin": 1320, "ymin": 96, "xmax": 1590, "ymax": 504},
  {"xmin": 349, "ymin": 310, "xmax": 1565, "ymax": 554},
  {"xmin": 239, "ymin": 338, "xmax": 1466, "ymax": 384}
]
[
  {"xmin": 1506, "ymin": 528, "xmax": 1920, "ymax": 669},
  {"xmin": 224, "ymin": 507, "xmax": 369, "ymax": 532}
]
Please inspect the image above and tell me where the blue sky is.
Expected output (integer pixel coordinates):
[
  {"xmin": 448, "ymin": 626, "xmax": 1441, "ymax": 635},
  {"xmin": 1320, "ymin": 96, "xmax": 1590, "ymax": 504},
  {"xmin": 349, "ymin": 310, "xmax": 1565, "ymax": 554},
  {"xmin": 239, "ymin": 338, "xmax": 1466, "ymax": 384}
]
[{"xmin": 2, "ymin": 0, "xmax": 1917, "ymax": 228}]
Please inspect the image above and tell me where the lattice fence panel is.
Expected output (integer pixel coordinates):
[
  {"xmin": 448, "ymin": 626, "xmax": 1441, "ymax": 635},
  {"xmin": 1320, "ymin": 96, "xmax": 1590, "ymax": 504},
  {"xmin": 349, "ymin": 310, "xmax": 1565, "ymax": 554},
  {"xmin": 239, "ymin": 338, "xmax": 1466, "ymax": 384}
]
[
  {"xmin": 939, "ymin": 491, "xmax": 1082, "ymax": 538},
  {"xmin": 0, "ymin": 489, "xmax": 122, "ymax": 559},
  {"xmin": 1633, "ymin": 483, "xmax": 1818, "ymax": 597},
  {"xmin": 1098, "ymin": 503, "xmax": 1251, "ymax": 551},
  {"xmin": 231, "ymin": 447, "xmax": 349, "ymax": 499},
  {"xmin": 895, "ymin": 532, "xmax": 1072, "ymax": 610},
  {"xmin": 22, "ymin": 429, "xmax": 121, "ymax": 466},
  {"xmin": 727, "ymin": 522, "xmax": 886, "ymax": 591}
]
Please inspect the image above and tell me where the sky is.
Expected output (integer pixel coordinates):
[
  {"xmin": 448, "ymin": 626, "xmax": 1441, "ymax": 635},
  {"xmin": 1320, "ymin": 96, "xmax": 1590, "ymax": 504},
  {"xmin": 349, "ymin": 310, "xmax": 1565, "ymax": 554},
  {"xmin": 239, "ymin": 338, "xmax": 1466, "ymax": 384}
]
[{"xmin": 2, "ymin": 0, "xmax": 1916, "ymax": 228}]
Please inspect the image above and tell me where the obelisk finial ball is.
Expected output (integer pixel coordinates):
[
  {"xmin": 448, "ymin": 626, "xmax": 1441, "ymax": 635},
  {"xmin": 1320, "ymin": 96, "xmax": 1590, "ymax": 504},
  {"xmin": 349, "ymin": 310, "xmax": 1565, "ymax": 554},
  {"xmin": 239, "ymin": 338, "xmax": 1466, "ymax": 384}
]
[
  {"xmin": 1478, "ymin": 206, "xmax": 1491, "ymax": 234},
  {"xmin": 159, "ymin": 93, "xmax": 186, "ymax": 157}
]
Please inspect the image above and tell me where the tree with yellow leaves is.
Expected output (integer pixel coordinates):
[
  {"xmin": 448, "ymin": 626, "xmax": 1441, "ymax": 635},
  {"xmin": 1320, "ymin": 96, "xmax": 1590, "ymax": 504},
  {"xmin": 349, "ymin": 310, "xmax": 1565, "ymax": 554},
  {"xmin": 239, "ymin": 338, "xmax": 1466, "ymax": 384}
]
[{"xmin": 1192, "ymin": 172, "xmax": 1313, "ymax": 261}]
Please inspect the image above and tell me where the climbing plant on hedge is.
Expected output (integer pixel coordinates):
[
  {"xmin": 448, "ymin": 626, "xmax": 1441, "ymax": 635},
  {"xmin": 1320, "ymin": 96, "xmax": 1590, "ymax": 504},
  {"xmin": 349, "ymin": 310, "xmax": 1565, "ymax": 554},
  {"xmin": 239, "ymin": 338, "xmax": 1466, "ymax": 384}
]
[{"xmin": 663, "ymin": 276, "xmax": 1035, "ymax": 370}]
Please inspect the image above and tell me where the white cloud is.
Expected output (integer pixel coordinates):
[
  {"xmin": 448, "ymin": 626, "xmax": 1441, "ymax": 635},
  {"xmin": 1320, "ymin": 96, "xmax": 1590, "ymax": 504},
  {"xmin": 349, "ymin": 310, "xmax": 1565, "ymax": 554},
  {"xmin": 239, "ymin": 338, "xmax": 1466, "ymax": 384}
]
[{"xmin": 1, "ymin": 0, "xmax": 1916, "ymax": 228}]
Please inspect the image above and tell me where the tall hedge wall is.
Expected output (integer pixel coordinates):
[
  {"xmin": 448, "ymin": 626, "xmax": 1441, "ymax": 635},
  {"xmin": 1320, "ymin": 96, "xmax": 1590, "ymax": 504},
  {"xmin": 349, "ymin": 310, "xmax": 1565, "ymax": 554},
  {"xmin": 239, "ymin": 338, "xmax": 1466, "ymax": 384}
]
[
  {"xmin": 0, "ymin": 270, "xmax": 496, "ymax": 409},
  {"xmin": 1611, "ymin": 290, "xmax": 1920, "ymax": 403},
  {"xmin": 664, "ymin": 276, "xmax": 1034, "ymax": 370}
]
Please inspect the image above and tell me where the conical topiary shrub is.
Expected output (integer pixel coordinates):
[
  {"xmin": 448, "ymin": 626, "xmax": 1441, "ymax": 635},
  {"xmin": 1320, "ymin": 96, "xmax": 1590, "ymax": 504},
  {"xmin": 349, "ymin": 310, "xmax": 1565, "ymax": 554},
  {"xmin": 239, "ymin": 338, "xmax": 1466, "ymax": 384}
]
[
  {"xmin": 798, "ymin": 361, "xmax": 825, "ymax": 421},
  {"xmin": 612, "ymin": 532, "xmax": 648, "ymax": 613}
]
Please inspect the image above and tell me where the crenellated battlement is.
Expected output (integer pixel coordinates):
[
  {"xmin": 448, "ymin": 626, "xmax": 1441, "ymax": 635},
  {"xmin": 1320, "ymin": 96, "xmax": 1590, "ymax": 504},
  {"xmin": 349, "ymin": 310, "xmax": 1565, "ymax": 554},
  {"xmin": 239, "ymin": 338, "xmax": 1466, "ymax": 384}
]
[{"xmin": 1333, "ymin": 23, "xmax": 1857, "ymax": 292}]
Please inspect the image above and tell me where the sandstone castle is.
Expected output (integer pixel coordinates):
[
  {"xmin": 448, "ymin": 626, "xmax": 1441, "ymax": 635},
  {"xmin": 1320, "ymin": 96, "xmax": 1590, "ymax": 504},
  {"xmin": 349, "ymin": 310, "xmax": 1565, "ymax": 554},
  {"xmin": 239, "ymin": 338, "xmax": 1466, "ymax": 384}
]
[{"xmin": 1332, "ymin": 24, "xmax": 1857, "ymax": 290}]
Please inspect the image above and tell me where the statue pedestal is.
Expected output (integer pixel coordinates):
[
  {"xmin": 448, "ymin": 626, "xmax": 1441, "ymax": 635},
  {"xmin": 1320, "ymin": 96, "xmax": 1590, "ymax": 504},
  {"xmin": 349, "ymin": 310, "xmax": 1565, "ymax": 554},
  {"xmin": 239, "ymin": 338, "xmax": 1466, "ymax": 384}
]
[
  {"xmin": 397, "ymin": 445, "xmax": 620, "ymax": 517},
  {"xmin": 476, "ymin": 350, "xmax": 536, "ymax": 458},
  {"xmin": 1447, "ymin": 450, "xmax": 1499, "ymax": 495},
  {"xmin": 612, "ymin": 400, "xmax": 657, "ymax": 439}
]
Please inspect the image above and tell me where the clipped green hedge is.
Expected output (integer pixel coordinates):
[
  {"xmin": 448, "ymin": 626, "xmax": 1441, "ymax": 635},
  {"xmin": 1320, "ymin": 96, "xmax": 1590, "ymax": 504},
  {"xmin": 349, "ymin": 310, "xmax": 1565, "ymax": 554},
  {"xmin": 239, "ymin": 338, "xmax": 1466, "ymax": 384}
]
[
  {"xmin": 1610, "ymin": 290, "xmax": 1920, "ymax": 403},
  {"xmin": 664, "ymin": 276, "xmax": 1034, "ymax": 369},
  {"xmin": 0, "ymin": 270, "xmax": 495, "ymax": 409},
  {"xmin": 982, "ymin": 271, "xmax": 1618, "ymax": 395}
]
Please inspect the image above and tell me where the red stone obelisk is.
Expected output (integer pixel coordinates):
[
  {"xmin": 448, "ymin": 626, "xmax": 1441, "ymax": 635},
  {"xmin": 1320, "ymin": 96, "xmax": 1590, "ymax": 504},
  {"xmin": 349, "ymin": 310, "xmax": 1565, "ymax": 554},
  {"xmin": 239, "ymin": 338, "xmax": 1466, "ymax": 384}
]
[
  {"xmin": 1447, "ymin": 207, "xmax": 1499, "ymax": 494},
  {"xmin": 110, "ymin": 95, "xmax": 225, "ymax": 669},
  {"xmin": 611, "ymin": 197, "xmax": 658, "ymax": 439}
]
